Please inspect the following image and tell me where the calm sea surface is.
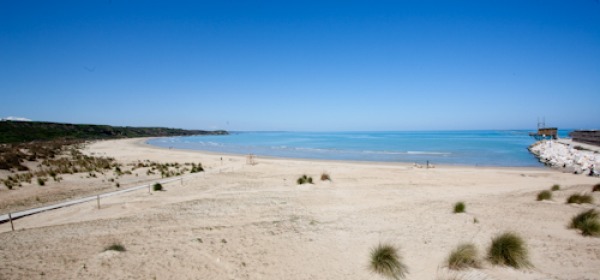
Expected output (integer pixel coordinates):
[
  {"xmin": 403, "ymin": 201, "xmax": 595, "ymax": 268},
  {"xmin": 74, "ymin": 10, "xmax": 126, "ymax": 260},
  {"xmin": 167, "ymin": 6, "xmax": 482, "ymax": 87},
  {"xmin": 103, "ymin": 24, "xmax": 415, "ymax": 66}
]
[{"xmin": 147, "ymin": 130, "xmax": 571, "ymax": 167}]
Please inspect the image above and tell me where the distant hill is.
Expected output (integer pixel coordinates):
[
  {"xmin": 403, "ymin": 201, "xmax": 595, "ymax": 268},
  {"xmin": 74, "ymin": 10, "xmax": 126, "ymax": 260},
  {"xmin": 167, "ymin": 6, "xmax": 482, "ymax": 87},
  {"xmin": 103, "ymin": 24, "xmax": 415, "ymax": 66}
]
[{"xmin": 0, "ymin": 121, "xmax": 228, "ymax": 143}]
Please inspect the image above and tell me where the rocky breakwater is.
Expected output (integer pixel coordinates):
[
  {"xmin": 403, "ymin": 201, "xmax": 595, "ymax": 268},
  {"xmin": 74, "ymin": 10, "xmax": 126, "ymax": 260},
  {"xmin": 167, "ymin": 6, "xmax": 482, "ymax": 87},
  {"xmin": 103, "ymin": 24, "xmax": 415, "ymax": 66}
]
[{"xmin": 529, "ymin": 140, "xmax": 600, "ymax": 175}]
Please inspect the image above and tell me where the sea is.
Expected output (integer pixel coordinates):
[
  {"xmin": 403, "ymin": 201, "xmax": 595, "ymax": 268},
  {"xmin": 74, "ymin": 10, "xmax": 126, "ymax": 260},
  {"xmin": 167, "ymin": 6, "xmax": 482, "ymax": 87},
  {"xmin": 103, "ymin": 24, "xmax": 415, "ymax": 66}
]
[{"xmin": 147, "ymin": 130, "xmax": 572, "ymax": 167}]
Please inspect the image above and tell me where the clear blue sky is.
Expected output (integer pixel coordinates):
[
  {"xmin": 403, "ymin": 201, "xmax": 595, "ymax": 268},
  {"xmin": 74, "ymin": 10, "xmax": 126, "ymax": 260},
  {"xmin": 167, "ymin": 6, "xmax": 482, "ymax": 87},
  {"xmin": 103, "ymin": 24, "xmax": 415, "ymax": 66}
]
[{"xmin": 1, "ymin": 0, "xmax": 599, "ymax": 131}]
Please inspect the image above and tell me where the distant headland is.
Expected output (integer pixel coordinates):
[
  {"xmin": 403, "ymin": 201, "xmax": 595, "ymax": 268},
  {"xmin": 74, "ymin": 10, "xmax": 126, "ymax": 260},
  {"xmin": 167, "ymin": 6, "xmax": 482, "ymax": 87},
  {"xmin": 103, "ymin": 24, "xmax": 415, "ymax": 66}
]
[{"xmin": 0, "ymin": 120, "xmax": 228, "ymax": 143}]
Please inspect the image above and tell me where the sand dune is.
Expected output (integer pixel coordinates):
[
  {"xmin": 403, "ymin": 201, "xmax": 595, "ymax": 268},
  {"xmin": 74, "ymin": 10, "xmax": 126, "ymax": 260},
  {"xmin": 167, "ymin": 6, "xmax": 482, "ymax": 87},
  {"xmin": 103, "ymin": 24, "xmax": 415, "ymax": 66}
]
[{"xmin": 1, "ymin": 138, "xmax": 599, "ymax": 279}]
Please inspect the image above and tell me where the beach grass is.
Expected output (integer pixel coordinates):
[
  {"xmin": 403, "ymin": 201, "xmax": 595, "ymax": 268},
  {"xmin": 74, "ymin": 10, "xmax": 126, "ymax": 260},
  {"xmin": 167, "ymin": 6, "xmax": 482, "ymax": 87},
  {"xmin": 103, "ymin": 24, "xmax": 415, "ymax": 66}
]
[
  {"xmin": 447, "ymin": 243, "xmax": 480, "ymax": 270},
  {"xmin": 566, "ymin": 194, "xmax": 593, "ymax": 204},
  {"xmin": 593, "ymin": 183, "xmax": 600, "ymax": 192},
  {"xmin": 551, "ymin": 184, "xmax": 560, "ymax": 191},
  {"xmin": 104, "ymin": 243, "xmax": 126, "ymax": 252},
  {"xmin": 320, "ymin": 172, "xmax": 331, "ymax": 181},
  {"xmin": 297, "ymin": 175, "xmax": 313, "ymax": 185},
  {"xmin": 369, "ymin": 243, "xmax": 408, "ymax": 280},
  {"xmin": 488, "ymin": 232, "xmax": 531, "ymax": 269},
  {"xmin": 570, "ymin": 209, "xmax": 600, "ymax": 237},
  {"xmin": 453, "ymin": 202, "xmax": 465, "ymax": 213},
  {"xmin": 537, "ymin": 190, "xmax": 552, "ymax": 201}
]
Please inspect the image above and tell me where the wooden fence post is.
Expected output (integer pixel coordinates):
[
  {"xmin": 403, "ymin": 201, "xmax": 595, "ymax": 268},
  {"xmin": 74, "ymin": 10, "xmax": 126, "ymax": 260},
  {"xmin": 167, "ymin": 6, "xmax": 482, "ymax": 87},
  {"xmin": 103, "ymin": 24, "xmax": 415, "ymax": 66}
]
[{"xmin": 8, "ymin": 212, "xmax": 14, "ymax": 231}]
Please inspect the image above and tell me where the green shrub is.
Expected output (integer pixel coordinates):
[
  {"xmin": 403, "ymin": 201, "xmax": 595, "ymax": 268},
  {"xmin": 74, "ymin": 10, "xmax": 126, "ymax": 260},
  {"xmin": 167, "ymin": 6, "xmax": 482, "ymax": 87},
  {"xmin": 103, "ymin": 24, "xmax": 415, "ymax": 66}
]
[
  {"xmin": 447, "ymin": 243, "xmax": 480, "ymax": 270},
  {"xmin": 592, "ymin": 183, "xmax": 600, "ymax": 192},
  {"xmin": 153, "ymin": 183, "xmax": 163, "ymax": 191},
  {"xmin": 488, "ymin": 232, "xmax": 531, "ymax": 269},
  {"xmin": 37, "ymin": 177, "xmax": 46, "ymax": 186},
  {"xmin": 297, "ymin": 175, "xmax": 313, "ymax": 185},
  {"xmin": 537, "ymin": 190, "xmax": 552, "ymax": 201},
  {"xmin": 104, "ymin": 243, "xmax": 126, "ymax": 252},
  {"xmin": 551, "ymin": 184, "xmax": 560, "ymax": 191},
  {"xmin": 570, "ymin": 209, "xmax": 600, "ymax": 237},
  {"xmin": 369, "ymin": 243, "xmax": 408, "ymax": 280},
  {"xmin": 453, "ymin": 202, "xmax": 465, "ymax": 213},
  {"xmin": 566, "ymin": 194, "xmax": 593, "ymax": 204}
]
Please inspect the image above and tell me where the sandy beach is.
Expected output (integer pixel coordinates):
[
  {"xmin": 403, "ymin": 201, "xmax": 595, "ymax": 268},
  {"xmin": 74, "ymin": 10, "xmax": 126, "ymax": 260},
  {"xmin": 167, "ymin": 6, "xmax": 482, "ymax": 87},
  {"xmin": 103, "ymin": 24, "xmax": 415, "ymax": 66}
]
[{"xmin": 1, "ymin": 138, "xmax": 600, "ymax": 279}]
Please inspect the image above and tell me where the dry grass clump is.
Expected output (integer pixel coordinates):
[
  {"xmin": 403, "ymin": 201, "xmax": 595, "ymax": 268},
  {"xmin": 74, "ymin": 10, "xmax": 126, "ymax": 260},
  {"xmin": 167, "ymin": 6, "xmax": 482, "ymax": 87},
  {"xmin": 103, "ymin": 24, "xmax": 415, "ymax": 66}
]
[
  {"xmin": 447, "ymin": 243, "xmax": 480, "ymax": 270},
  {"xmin": 536, "ymin": 190, "xmax": 552, "ymax": 201},
  {"xmin": 570, "ymin": 209, "xmax": 600, "ymax": 237},
  {"xmin": 566, "ymin": 193, "xmax": 594, "ymax": 204},
  {"xmin": 320, "ymin": 172, "xmax": 331, "ymax": 181},
  {"xmin": 297, "ymin": 175, "xmax": 313, "ymax": 185},
  {"xmin": 453, "ymin": 202, "xmax": 465, "ymax": 213},
  {"xmin": 487, "ymin": 232, "xmax": 531, "ymax": 269},
  {"xmin": 592, "ymin": 183, "xmax": 600, "ymax": 192},
  {"xmin": 369, "ymin": 243, "xmax": 408, "ymax": 280},
  {"xmin": 551, "ymin": 184, "xmax": 560, "ymax": 191}
]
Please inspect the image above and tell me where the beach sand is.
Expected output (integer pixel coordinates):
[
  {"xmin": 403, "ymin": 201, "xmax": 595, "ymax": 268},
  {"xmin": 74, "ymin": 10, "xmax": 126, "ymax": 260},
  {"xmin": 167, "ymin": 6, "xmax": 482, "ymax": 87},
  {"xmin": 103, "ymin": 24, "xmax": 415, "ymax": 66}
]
[{"xmin": 1, "ymin": 138, "xmax": 599, "ymax": 279}]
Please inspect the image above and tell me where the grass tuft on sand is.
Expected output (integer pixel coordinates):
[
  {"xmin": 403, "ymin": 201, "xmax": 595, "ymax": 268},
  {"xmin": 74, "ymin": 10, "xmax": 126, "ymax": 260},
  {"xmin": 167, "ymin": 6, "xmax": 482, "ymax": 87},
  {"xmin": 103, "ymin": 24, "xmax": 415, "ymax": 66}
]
[
  {"xmin": 453, "ymin": 202, "xmax": 465, "ymax": 213},
  {"xmin": 537, "ymin": 190, "xmax": 552, "ymax": 201},
  {"xmin": 570, "ymin": 209, "xmax": 600, "ymax": 237},
  {"xmin": 104, "ymin": 243, "xmax": 126, "ymax": 252},
  {"xmin": 488, "ymin": 232, "xmax": 531, "ymax": 269},
  {"xmin": 551, "ymin": 184, "xmax": 560, "ymax": 191},
  {"xmin": 592, "ymin": 183, "xmax": 600, "ymax": 192},
  {"xmin": 370, "ymin": 243, "xmax": 408, "ymax": 280},
  {"xmin": 153, "ymin": 183, "xmax": 163, "ymax": 191},
  {"xmin": 566, "ymin": 194, "xmax": 593, "ymax": 204},
  {"xmin": 447, "ymin": 243, "xmax": 480, "ymax": 270},
  {"xmin": 297, "ymin": 175, "xmax": 313, "ymax": 185}
]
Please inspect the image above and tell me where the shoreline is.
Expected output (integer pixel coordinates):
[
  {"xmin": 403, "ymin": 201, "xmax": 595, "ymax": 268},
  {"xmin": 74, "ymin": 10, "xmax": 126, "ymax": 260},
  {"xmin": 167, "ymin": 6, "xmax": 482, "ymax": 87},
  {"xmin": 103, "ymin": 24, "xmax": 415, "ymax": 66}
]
[{"xmin": 139, "ymin": 137, "xmax": 548, "ymax": 171}]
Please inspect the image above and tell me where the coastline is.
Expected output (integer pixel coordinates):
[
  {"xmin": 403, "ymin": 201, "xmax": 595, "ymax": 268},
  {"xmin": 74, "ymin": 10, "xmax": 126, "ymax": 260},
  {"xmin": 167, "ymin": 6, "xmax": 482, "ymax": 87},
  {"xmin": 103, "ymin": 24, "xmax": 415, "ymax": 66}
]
[
  {"xmin": 1, "ymin": 137, "xmax": 599, "ymax": 279},
  {"xmin": 139, "ymin": 137, "xmax": 548, "ymax": 171}
]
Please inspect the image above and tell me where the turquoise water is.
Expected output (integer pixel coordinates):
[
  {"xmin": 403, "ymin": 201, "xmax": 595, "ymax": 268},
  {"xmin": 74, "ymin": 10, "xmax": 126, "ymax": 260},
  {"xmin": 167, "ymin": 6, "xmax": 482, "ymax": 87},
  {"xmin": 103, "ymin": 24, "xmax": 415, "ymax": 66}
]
[{"xmin": 147, "ymin": 130, "xmax": 571, "ymax": 167}]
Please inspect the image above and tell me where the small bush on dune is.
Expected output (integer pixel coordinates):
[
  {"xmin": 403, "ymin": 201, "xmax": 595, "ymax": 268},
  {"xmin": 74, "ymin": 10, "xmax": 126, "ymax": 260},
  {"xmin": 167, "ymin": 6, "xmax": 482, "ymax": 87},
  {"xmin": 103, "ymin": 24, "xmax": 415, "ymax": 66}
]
[
  {"xmin": 537, "ymin": 190, "xmax": 552, "ymax": 201},
  {"xmin": 453, "ymin": 202, "xmax": 465, "ymax": 213},
  {"xmin": 570, "ymin": 209, "xmax": 600, "ymax": 237},
  {"xmin": 447, "ymin": 243, "xmax": 480, "ymax": 270},
  {"xmin": 320, "ymin": 172, "xmax": 331, "ymax": 181},
  {"xmin": 297, "ymin": 175, "xmax": 313, "ymax": 185},
  {"xmin": 566, "ymin": 194, "xmax": 594, "ymax": 204},
  {"xmin": 592, "ymin": 183, "xmax": 600, "ymax": 192},
  {"xmin": 153, "ymin": 183, "xmax": 163, "ymax": 191},
  {"xmin": 369, "ymin": 243, "xmax": 408, "ymax": 280},
  {"xmin": 551, "ymin": 184, "xmax": 560, "ymax": 191},
  {"xmin": 488, "ymin": 232, "xmax": 531, "ymax": 269},
  {"xmin": 104, "ymin": 243, "xmax": 126, "ymax": 252}
]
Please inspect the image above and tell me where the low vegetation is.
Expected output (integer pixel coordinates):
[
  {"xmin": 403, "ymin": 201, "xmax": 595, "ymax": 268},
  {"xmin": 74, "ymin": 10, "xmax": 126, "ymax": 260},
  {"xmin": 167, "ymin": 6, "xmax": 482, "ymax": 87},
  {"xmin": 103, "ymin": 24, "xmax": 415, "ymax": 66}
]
[
  {"xmin": 447, "ymin": 243, "xmax": 480, "ymax": 270},
  {"xmin": 551, "ymin": 184, "xmax": 560, "ymax": 191},
  {"xmin": 537, "ymin": 190, "xmax": 552, "ymax": 201},
  {"xmin": 488, "ymin": 232, "xmax": 531, "ymax": 269},
  {"xmin": 593, "ymin": 183, "xmax": 600, "ymax": 192},
  {"xmin": 297, "ymin": 175, "xmax": 313, "ymax": 185},
  {"xmin": 0, "ymin": 120, "xmax": 227, "ymax": 143},
  {"xmin": 453, "ymin": 202, "xmax": 465, "ymax": 213},
  {"xmin": 369, "ymin": 243, "xmax": 408, "ymax": 280},
  {"xmin": 320, "ymin": 172, "xmax": 331, "ymax": 181},
  {"xmin": 104, "ymin": 243, "xmax": 126, "ymax": 252},
  {"xmin": 566, "ymin": 194, "xmax": 594, "ymax": 204},
  {"xmin": 190, "ymin": 162, "xmax": 204, "ymax": 173},
  {"xmin": 153, "ymin": 183, "xmax": 163, "ymax": 191},
  {"xmin": 570, "ymin": 209, "xmax": 600, "ymax": 237}
]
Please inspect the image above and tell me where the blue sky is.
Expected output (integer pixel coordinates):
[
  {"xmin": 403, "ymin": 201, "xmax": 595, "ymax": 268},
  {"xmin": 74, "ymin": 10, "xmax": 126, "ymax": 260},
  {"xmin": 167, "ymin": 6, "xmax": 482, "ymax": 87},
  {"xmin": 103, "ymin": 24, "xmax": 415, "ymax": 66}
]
[{"xmin": 1, "ymin": 0, "xmax": 599, "ymax": 131}]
